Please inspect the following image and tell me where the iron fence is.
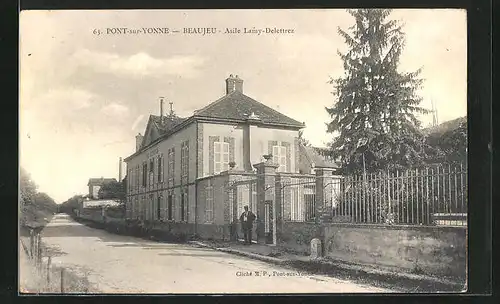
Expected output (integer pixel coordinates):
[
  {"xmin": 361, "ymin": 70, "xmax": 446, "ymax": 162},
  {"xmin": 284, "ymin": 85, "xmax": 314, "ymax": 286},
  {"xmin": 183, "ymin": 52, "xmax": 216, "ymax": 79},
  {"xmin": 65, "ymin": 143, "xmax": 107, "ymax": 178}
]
[
  {"xmin": 280, "ymin": 163, "xmax": 467, "ymax": 226},
  {"xmin": 330, "ymin": 163, "xmax": 467, "ymax": 226},
  {"xmin": 280, "ymin": 176, "xmax": 317, "ymax": 222}
]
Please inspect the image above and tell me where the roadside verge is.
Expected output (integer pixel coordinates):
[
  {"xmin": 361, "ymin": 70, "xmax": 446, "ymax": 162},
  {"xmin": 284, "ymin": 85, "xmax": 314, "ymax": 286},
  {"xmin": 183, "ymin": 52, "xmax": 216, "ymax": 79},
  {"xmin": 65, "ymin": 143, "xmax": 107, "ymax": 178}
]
[{"xmin": 188, "ymin": 240, "xmax": 466, "ymax": 293}]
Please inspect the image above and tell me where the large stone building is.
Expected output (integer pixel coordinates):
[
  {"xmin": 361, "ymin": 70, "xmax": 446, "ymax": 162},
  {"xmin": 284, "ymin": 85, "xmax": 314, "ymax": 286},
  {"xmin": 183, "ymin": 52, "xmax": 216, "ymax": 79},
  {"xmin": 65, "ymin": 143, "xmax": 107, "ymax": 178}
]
[{"xmin": 123, "ymin": 75, "xmax": 338, "ymax": 242}]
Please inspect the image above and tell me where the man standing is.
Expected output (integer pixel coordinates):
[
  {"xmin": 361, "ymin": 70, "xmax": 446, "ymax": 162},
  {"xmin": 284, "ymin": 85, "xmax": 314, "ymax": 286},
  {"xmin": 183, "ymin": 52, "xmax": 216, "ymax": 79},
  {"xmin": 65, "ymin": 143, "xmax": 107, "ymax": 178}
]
[{"xmin": 239, "ymin": 206, "xmax": 256, "ymax": 245}]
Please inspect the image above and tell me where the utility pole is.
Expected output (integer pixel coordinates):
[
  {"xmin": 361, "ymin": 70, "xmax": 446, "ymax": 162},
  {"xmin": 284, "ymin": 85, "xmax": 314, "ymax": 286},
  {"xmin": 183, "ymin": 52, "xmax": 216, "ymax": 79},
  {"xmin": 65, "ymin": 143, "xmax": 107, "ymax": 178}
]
[{"xmin": 431, "ymin": 99, "xmax": 439, "ymax": 127}]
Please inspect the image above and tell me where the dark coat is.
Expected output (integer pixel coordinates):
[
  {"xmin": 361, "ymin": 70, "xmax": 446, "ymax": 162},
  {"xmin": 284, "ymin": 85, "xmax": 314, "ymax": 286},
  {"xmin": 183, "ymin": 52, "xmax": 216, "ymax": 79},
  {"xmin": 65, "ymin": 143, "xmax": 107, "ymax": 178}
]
[{"xmin": 239, "ymin": 211, "xmax": 256, "ymax": 229}]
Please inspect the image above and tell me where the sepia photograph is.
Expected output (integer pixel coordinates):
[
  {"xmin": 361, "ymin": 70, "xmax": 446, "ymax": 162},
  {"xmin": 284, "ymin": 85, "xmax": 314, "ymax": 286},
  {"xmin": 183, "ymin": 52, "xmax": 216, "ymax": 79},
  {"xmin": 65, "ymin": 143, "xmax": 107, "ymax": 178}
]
[{"xmin": 19, "ymin": 8, "xmax": 467, "ymax": 294}]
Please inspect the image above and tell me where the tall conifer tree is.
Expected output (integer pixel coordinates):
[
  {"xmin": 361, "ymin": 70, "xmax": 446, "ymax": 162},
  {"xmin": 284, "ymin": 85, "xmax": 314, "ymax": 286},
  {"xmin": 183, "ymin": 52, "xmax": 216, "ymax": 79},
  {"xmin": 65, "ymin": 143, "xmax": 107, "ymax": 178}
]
[{"xmin": 326, "ymin": 9, "xmax": 430, "ymax": 174}]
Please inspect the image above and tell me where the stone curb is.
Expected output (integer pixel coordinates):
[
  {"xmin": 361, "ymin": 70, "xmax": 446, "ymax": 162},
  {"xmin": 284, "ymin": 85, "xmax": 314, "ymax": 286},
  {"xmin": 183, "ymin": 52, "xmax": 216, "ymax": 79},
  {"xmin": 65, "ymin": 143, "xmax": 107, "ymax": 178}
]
[
  {"xmin": 188, "ymin": 241, "xmax": 286, "ymax": 265},
  {"xmin": 188, "ymin": 241, "xmax": 464, "ymax": 289}
]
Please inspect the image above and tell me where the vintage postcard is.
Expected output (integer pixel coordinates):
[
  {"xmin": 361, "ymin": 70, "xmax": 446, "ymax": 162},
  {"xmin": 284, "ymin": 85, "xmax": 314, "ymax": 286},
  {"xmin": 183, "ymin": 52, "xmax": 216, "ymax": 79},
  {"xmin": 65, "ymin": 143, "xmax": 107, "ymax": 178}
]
[{"xmin": 19, "ymin": 9, "xmax": 467, "ymax": 294}]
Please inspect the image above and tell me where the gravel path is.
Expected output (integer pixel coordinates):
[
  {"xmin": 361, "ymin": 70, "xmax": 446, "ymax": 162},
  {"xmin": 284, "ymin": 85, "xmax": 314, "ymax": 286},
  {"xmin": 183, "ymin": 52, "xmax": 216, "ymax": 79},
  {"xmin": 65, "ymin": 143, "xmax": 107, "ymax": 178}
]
[{"xmin": 37, "ymin": 214, "xmax": 391, "ymax": 294}]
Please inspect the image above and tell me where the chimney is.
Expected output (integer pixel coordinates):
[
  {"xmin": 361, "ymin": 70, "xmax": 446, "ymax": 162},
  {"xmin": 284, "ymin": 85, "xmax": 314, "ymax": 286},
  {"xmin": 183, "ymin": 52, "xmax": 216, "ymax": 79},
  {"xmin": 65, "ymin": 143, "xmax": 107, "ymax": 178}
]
[
  {"xmin": 159, "ymin": 97, "xmax": 165, "ymax": 123},
  {"xmin": 119, "ymin": 157, "xmax": 123, "ymax": 182},
  {"xmin": 135, "ymin": 133, "xmax": 143, "ymax": 152},
  {"xmin": 225, "ymin": 74, "xmax": 243, "ymax": 94},
  {"xmin": 169, "ymin": 101, "xmax": 174, "ymax": 117}
]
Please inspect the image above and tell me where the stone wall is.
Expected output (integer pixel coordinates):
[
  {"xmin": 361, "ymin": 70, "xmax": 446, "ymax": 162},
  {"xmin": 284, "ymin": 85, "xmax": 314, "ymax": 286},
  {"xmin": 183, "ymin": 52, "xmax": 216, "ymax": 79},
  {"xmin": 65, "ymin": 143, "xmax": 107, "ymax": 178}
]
[
  {"xmin": 323, "ymin": 223, "xmax": 466, "ymax": 278},
  {"xmin": 279, "ymin": 221, "xmax": 467, "ymax": 278},
  {"xmin": 279, "ymin": 221, "xmax": 323, "ymax": 254}
]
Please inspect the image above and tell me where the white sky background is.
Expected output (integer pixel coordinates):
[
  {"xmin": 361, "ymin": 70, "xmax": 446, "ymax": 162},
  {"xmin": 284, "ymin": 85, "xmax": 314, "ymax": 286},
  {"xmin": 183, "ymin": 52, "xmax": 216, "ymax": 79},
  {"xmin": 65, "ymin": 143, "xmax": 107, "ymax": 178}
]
[{"xmin": 19, "ymin": 9, "xmax": 467, "ymax": 203}]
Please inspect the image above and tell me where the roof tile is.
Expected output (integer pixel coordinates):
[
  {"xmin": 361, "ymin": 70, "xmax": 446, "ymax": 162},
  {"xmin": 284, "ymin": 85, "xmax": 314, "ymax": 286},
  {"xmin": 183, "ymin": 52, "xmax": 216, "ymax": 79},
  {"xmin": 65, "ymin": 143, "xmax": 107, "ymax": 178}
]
[{"xmin": 195, "ymin": 91, "xmax": 304, "ymax": 127}]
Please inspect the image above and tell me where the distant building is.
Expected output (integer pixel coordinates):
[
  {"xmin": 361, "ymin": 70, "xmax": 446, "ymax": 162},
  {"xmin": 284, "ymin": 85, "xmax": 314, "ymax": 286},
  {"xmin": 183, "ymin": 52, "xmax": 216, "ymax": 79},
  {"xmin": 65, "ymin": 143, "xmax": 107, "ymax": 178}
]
[
  {"xmin": 87, "ymin": 178, "xmax": 118, "ymax": 199},
  {"xmin": 298, "ymin": 145, "xmax": 339, "ymax": 174}
]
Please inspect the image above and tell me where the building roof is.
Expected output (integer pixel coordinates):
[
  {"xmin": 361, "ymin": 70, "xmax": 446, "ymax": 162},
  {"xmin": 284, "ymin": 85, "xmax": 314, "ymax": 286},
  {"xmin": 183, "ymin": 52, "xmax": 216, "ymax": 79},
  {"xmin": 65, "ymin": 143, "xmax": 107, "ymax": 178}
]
[
  {"xmin": 423, "ymin": 116, "xmax": 467, "ymax": 138},
  {"xmin": 87, "ymin": 178, "xmax": 117, "ymax": 186},
  {"xmin": 150, "ymin": 114, "xmax": 186, "ymax": 135},
  {"xmin": 194, "ymin": 90, "xmax": 304, "ymax": 128},
  {"xmin": 298, "ymin": 144, "xmax": 339, "ymax": 173},
  {"xmin": 126, "ymin": 77, "xmax": 305, "ymax": 161}
]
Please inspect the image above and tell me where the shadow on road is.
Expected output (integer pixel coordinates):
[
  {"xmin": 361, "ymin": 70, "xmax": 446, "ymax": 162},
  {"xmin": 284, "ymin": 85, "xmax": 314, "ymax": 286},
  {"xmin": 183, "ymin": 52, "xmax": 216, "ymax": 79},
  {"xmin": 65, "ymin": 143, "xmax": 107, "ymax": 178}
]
[{"xmin": 156, "ymin": 252, "xmax": 229, "ymax": 258}]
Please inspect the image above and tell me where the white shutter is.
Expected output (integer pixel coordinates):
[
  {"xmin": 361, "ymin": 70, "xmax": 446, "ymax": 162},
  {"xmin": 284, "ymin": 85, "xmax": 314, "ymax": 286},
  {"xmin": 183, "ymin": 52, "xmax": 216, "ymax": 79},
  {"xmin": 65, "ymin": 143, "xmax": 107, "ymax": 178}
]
[
  {"xmin": 280, "ymin": 146, "xmax": 287, "ymax": 171},
  {"xmin": 214, "ymin": 142, "xmax": 221, "ymax": 174},
  {"xmin": 139, "ymin": 163, "xmax": 143, "ymax": 189},
  {"xmin": 273, "ymin": 146, "xmax": 279, "ymax": 165},
  {"xmin": 161, "ymin": 154, "xmax": 164, "ymax": 183}
]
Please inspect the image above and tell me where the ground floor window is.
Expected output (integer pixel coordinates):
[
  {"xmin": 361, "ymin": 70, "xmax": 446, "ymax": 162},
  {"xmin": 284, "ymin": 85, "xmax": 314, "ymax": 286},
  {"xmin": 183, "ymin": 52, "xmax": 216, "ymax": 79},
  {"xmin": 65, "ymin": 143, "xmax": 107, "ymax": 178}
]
[
  {"xmin": 180, "ymin": 192, "xmax": 185, "ymax": 222},
  {"xmin": 205, "ymin": 185, "xmax": 214, "ymax": 223},
  {"xmin": 167, "ymin": 194, "xmax": 173, "ymax": 221},
  {"xmin": 157, "ymin": 196, "xmax": 162, "ymax": 220}
]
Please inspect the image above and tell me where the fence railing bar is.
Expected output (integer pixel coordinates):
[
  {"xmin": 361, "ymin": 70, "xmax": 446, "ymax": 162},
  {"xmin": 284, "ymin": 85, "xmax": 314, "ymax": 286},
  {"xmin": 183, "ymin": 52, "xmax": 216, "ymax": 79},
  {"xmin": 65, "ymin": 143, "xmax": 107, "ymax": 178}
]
[
  {"xmin": 353, "ymin": 175, "xmax": 356, "ymax": 222},
  {"xmin": 404, "ymin": 170, "xmax": 409, "ymax": 224},
  {"xmin": 363, "ymin": 174, "xmax": 367, "ymax": 223},
  {"xmin": 350, "ymin": 175, "xmax": 354, "ymax": 223},
  {"xmin": 386, "ymin": 169, "xmax": 391, "ymax": 223},
  {"xmin": 415, "ymin": 168, "xmax": 419, "ymax": 224},
  {"xmin": 454, "ymin": 166, "xmax": 458, "ymax": 215},
  {"xmin": 448, "ymin": 164, "xmax": 452, "ymax": 219},
  {"xmin": 395, "ymin": 170, "xmax": 399, "ymax": 224},
  {"xmin": 460, "ymin": 162, "xmax": 464, "ymax": 216},
  {"xmin": 358, "ymin": 175, "xmax": 362, "ymax": 223},
  {"xmin": 378, "ymin": 171, "xmax": 383, "ymax": 224},
  {"xmin": 425, "ymin": 167, "xmax": 430, "ymax": 225},
  {"xmin": 392, "ymin": 170, "xmax": 396, "ymax": 223},
  {"xmin": 436, "ymin": 165, "xmax": 440, "ymax": 225},
  {"xmin": 370, "ymin": 172, "xmax": 374, "ymax": 223}
]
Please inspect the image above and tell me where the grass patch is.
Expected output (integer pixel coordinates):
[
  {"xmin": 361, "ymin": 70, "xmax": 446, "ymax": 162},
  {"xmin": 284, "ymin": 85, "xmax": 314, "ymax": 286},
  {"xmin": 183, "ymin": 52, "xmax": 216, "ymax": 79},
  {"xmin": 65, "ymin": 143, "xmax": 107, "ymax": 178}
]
[{"xmin": 279, "ymin": 259, "xmax": 465, "ymax": 293}]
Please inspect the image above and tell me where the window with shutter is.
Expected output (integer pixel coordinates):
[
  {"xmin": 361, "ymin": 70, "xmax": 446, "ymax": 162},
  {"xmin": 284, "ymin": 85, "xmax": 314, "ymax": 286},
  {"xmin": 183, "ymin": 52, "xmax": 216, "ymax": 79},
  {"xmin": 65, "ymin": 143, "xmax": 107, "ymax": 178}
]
[
  {"xmin": 214, "ymin": 141, "xmax": 229, "ymax": 174},
  {"xmin": 205, "ymin": 185, "xmax": 214, "ymax": 223},
  {"xmin": 142, "ymin": 162, "xmax": 147, "ymax": 187},
  {"xmin": 167, "ymin": 194, "xmax": 173, "ymax": 221},
  {"xmin": 273, "ymin": 145, "xmax": 287, "ymax": 172},
  {"xmin": 157, "ymin": 196, "xmax": 161, "ymax": 220},
  {"xmin": 181, "ymin": 141, "xmax": 189, "ymax": 182},
  {"xmin": 161, "ymin": 154, "xmax": 164, "ymax": 183},
  {"xmin": 168, "ymin": 148, "xmax": 175, "ymax": 185},
  {"xmin": 157, "ymin": 155, "xmax": 162, "ymax": 183}
]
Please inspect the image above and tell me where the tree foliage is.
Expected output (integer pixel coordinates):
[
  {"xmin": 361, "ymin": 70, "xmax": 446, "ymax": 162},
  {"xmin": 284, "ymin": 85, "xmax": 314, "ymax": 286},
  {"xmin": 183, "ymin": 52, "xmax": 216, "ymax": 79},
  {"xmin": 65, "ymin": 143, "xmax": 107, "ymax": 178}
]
[
  {"xmin": 20, "ymin": 167, "xmax": 37, "ymax": 207},
  {"xmin": 326, "ymin": 9, "xmax": 432, "ymax": 174},
  {"xmin": 298, "ymin": 130, "xmax": 311, "ymax": 147},
  {"xmin": 98, "ymin": 180, "xmax": 125, "ymax": 201},
  {"xmin": 19, "ymin": 167, "xmax": 58, "ymax": 227},
  {"xmin": 426, "ymin": 118, "xmax": 467, "ymax": 164}
]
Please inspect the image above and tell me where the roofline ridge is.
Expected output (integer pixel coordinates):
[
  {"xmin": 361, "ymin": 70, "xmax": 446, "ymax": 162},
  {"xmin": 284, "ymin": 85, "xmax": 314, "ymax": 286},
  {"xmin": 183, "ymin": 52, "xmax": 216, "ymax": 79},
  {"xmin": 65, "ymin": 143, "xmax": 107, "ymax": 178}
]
[
  {"xmin": 299, "ymin": 144, "xmax": 314, "ymax": 166},
  {"xmin": 239, "ymin": 92, "xmax": 304, "ymax": 126},
  {"xmin": 195, "ymin": 91, "xmax": 238, "ymax": 115}
]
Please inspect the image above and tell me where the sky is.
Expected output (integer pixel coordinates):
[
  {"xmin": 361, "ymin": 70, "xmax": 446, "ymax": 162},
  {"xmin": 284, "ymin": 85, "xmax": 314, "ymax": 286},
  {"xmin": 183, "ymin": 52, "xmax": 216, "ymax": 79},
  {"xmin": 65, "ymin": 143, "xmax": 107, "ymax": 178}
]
[{"xmin": 19, "ymin": 9, "xmax": 467, "ymax": 203}]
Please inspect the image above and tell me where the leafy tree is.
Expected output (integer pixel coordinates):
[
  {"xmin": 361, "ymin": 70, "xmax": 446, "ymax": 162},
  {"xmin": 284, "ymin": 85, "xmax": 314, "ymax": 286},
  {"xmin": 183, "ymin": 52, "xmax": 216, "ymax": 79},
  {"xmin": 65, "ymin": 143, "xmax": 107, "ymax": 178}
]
[
  {"xmin": 33, "ymin": 192, "xmax": 58, "ymax": 214},
  {"xmin": 426, "ymin": 117, "xmax": 467, "ymax": 164},
  {"xmin": 326, "ymin": 9, "xmax": 431, "ymax": 174},
  {"xmin": 19, "ymin": 168, "xmax": 59, "ymax": 227},
  {"xmin": 298, "ymin": 130, "xmax": 311, "ymax": 147},
  {"xmin": 20, "ymin": 167, "xmax": 37, "ymax": 207},
  {"xmin": 98, "ymin": 180, "xmax": 125, "ymax": 201}
]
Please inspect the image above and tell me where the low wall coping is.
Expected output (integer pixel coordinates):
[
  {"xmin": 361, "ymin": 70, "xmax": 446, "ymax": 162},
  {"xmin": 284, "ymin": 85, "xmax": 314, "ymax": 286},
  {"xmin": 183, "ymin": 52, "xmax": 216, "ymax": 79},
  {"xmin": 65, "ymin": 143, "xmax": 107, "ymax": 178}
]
[{"xmin": 321, "ymin": 222, "xmax": 468, "ymax": 232}]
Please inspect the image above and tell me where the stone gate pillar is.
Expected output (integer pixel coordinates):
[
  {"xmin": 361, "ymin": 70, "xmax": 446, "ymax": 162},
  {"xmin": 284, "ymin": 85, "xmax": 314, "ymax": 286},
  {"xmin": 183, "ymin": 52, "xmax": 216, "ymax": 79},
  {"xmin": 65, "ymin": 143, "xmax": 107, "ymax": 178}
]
[
  {"xmin": 315, "ymin": 166, "xmax": 339, "ymax": 223},
  {"xmin": 254, "ymin": 157, "xmax": 278, "ymax": 244}
]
